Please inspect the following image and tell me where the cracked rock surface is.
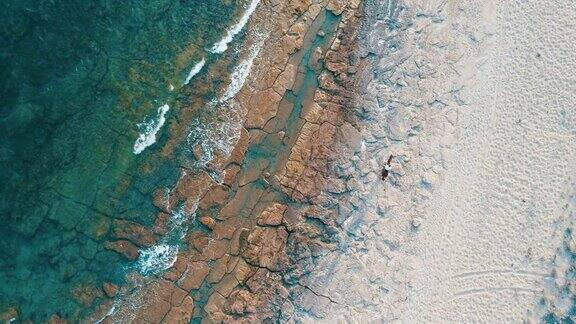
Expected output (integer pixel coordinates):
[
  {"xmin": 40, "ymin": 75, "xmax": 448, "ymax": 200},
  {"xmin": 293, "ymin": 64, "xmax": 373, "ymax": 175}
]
[
  {"xmin": 78, "ymin": 0, "xmax": 576, "ymax": 322},
  {"xmin": 92, "ymin": 0, "xmax": 367, "ymax": 322},
  {"xmin": 287, "ymin": 0, "xmax": 576, "ymax": 322}
]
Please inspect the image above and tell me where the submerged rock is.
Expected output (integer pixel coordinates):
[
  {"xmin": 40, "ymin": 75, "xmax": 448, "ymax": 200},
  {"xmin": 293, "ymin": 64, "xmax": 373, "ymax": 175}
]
[{"xmin": 104, "ymin": 240, "xmax": 140, "ymax": 260}]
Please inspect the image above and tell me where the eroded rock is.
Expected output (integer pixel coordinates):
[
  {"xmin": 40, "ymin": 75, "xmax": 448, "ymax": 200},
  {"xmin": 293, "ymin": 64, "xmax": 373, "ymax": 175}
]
[
  {"xmin": 242, "ymin": 226, "xmax": 288, "ymax": 271},
  {"xmin": 178, "ymin": 261, "xmax": 210, "ymax": 291},
  {"xmin": 258, "ymin": 203, "xmax": 287, "ymax": 226}
]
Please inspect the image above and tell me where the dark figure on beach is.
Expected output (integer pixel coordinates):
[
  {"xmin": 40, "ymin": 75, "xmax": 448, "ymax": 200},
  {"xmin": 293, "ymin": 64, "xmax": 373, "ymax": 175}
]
[{"xmin": 382, "ymin": 155, "xmax": 393, "ymax": 181}]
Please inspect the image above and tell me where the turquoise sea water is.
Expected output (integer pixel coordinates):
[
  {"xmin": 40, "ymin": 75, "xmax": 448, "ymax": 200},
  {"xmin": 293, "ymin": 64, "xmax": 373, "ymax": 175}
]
[{"xmin": 0, "ymin": 0, "xmax": 246, "ymax": 320}]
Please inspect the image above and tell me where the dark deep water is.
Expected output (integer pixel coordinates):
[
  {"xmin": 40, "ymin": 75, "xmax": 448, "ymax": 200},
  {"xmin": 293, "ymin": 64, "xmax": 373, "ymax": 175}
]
[{"xmin": 0, "ymin": 0, "xmax": 244, "ymax": 320}]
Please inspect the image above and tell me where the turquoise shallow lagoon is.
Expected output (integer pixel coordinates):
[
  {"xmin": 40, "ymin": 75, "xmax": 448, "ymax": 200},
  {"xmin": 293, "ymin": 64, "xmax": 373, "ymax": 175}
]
[{"xmin": 0, "ymin": 0, "xmax": 245, "ymax": 320}]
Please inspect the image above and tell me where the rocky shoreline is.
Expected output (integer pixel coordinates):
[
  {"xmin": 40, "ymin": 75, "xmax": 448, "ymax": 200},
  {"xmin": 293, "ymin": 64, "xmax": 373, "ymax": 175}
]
[
  {"xmin": 80, "ymin": 0, "xmax": 368, "ymax": 322},
  {"xmin": 5, "ymin": 0, "xmax": 572, "ymax": 322}
]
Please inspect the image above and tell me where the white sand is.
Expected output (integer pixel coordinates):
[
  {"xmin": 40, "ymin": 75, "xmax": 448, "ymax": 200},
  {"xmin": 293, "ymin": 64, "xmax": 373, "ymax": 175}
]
[
  {"xmin": 403, "ymin": 1, "xmax": 576, "ymax": 321},
  {"xmin": 292, "ymin": 0, "xmax": 576, "ymax": 322}
]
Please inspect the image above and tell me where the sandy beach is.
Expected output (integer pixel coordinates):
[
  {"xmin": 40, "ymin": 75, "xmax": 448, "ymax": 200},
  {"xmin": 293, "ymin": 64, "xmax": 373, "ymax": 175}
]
[
  {"xmin": 100, "ymin": 0, "xmax": 576, "ymax": 322},
  {"xmin": 4, "ymin": 0, "xmax": 575, "ymax": 322},
  {"xmin": 290, "ymin": 0, "xmax": 576, "ymax": 322}
]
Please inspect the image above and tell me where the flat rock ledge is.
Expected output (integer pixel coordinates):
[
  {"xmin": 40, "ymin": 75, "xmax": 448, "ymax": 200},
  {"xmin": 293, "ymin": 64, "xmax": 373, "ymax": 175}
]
[{"xmin": 89, "ymin": 0, "xmax": 368, "ymax": 323}]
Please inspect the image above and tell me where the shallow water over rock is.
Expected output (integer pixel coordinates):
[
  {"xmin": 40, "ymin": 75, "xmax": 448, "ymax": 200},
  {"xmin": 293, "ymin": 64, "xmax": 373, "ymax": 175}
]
[{"xmin": 0, "ymin": 0, "xmax": 247, "ymax": 320}]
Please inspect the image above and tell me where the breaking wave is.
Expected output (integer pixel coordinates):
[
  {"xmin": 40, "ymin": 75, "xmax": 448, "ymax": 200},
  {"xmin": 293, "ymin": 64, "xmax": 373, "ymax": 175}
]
[
  {"xmin": 209, "ymin": 0, "xmax": 261, "ymax": 54},
  {"xmin": 136, "ymin": 244, "xmax": 179, "ymax": 276},
  {"xmin": 221, "ymin": 36, "xmax": 265, "ymax": 102},
  {"xmin": 184, "ymin": 58, "xmax": 206, "ymax": 85},
  {"xmin": 186, "ymin": 100, "xmax": 244, "ymax": 170},
  {"xmin": 133, "ymin": 104, "xmax": 170, "ymax": 155},
  {"xmin": 186, "ymin": 34, "xmax": 267, "ymax": 174},
  {"xmin": 135, "ymin": 206, "xmax": 193, "ymax": 275}
]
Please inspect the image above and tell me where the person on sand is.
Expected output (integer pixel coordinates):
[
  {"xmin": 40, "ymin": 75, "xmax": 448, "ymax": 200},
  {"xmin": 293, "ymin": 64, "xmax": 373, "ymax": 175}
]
[{"xmin": 382, "ymin": 155, "xmax": 393, "ymax": 181}]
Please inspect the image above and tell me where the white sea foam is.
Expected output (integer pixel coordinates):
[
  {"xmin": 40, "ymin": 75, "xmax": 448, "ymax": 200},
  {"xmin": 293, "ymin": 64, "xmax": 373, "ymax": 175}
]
[
  {"xmin": 209, "ymin": 0, "xmax": 261, "ymax": 54},
  {"xmin": 169, "ymin": 204, "xmax": 190, "ymax": 228},
  {"xmin": 187, "ymin": 100, "xmax": 244, "ymax": 168},
  {"xmin": 221, "ymin": 36, "xmax": 265, "ymax": 103},
  {"xmin": 95, "ymin": 303, "xmax": 118, "ymax": 324},
  {"xmin": 136, "ymin": 243, "xmax": 179, "ymax": 275},
  {"xmin": 186, "ymin": 34, "xmax": 266, "ymax": 173},
  {"xmin": 184, "ymin": 58, "xmax": 206, "ymax": 85},
  {"xmin": 136, "ymin": 206, "xmax": 193, "ymax": 275},
  {"xmin": 133, "ymin": 104, "xmax": 170, "ymax": 155}
]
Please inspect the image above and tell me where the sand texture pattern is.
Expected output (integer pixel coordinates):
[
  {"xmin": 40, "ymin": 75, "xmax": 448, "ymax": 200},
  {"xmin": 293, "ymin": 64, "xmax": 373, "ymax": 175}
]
[
  {"xmin": 286, "ymin": 0, "xmax": 576, "ymax": 323},
  {"xmin": 7, "ymin": 0, "xmax": 575, "ymax": 322}
]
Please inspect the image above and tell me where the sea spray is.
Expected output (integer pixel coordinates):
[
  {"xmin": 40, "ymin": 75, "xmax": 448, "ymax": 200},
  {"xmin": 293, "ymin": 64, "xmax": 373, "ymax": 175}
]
[
  {"xmin": 184, "ymin": 58, "xmax": 206, "ymax": 85},
  {"xmin": 186, "ymin": 100, "xmax": 244, "ymax": 171},
  {"xmin": 133, "ymin": 104, "xmax": 170, "ymax": 154},
  {"xmin": 186, "ymin": 34, "xmax": 267, "ymax": 173},
  {"xmin": 136, "ymin": 244, "xmax": 179, "ymax": 275},
  {"xmin": 94, "ymin": 301, "xmax": 119, "ymax": 324},
  {"xmin": 135, "ymin": 205, "xmax": 194, "ymax": 275},
  {"xmin": 221, "ymin": 35, "xmax": 266, "ymax": 102},
  {"xmin": 107, "ymin": 206, "xmax": 196, "ymax": 321},
  {"xmin": 209, "ymin": 0, "xmax": 261, "ymax": 54}
]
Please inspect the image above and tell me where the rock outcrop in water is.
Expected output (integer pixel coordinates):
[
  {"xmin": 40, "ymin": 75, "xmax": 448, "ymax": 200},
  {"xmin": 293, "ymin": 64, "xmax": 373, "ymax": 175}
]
[
  {"xmin": 8, "ymin": 0, "xmax": 574, "ymax": 322},
  {"xmin": 90, "ymin": 0, "xmax": 367, "ymax": 322}
]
